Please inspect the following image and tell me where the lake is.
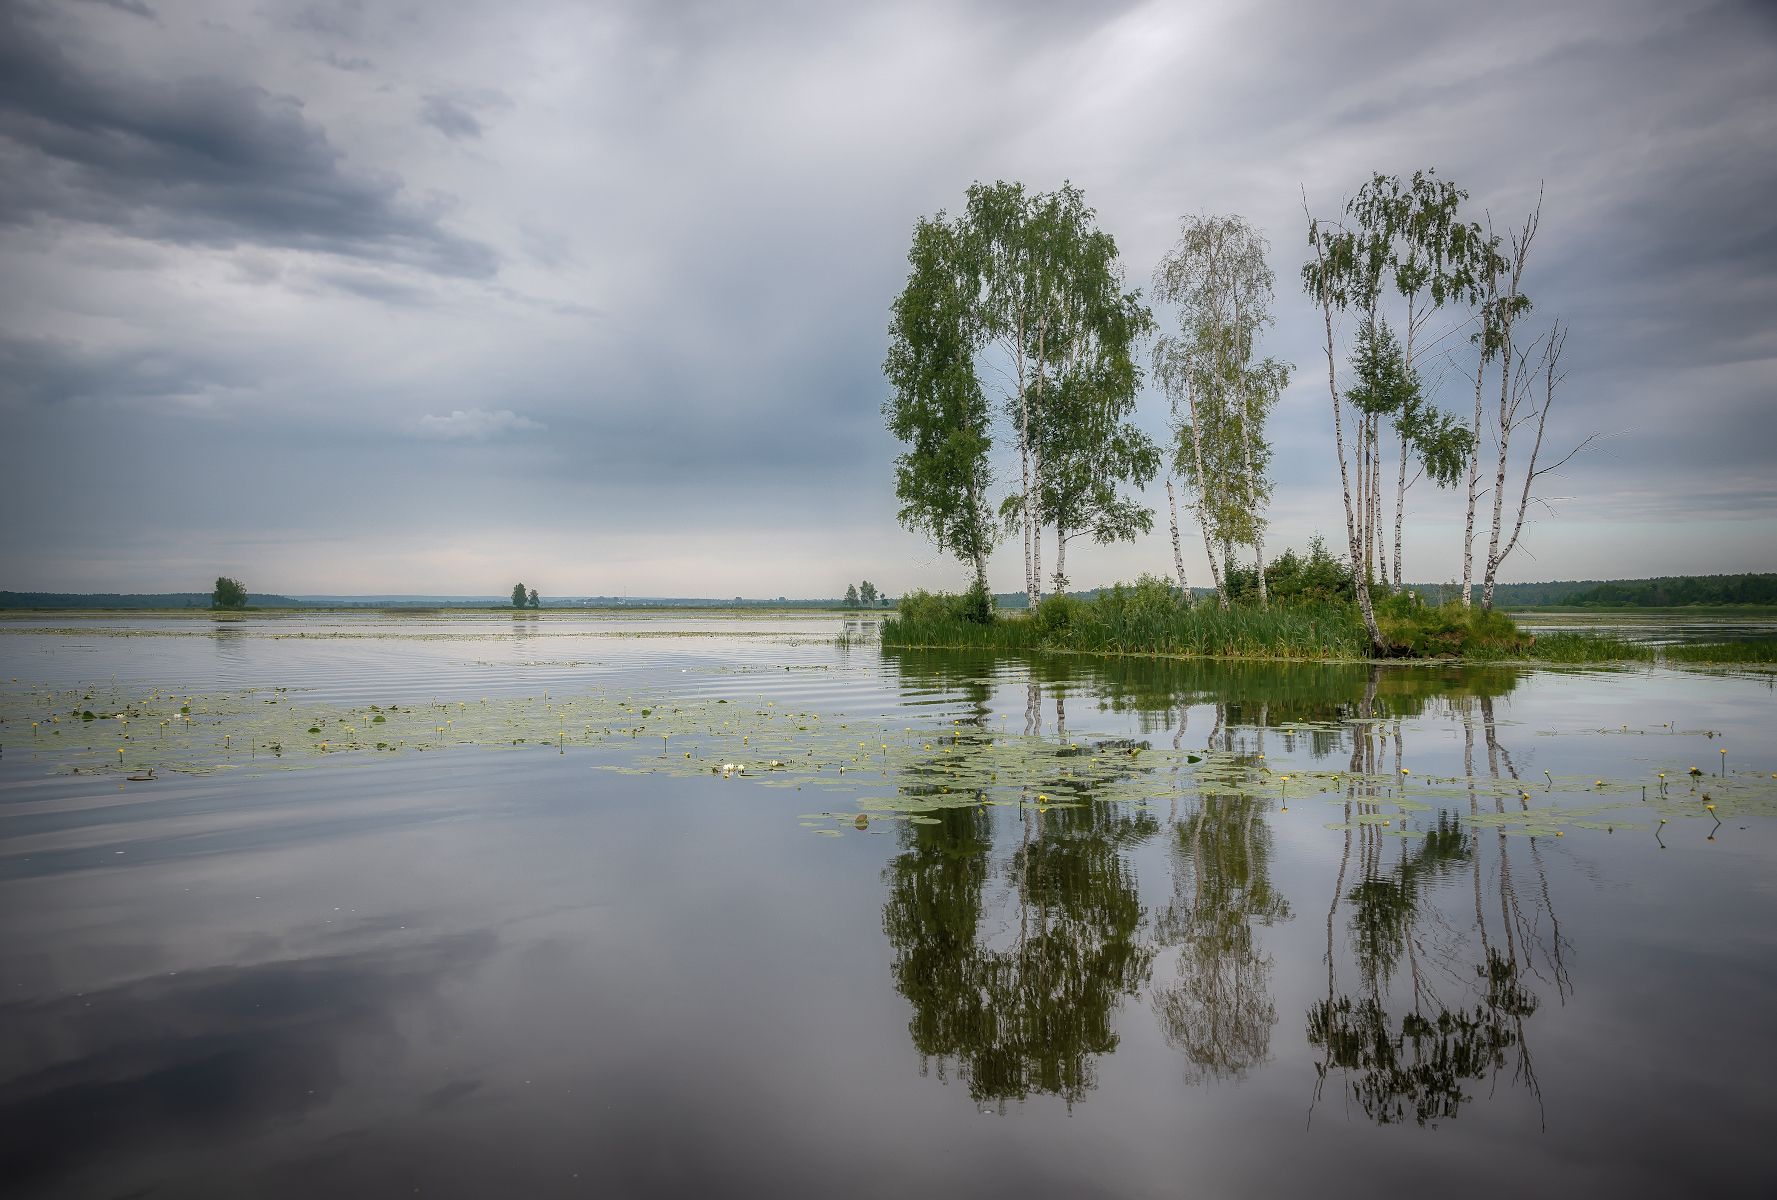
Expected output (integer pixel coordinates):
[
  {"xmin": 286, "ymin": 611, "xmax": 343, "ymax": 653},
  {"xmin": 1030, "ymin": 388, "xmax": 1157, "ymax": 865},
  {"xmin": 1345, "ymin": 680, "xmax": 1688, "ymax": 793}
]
[{"xmin": 2, "ymin": 611, "xmax": 1774, "ymax": 1198}]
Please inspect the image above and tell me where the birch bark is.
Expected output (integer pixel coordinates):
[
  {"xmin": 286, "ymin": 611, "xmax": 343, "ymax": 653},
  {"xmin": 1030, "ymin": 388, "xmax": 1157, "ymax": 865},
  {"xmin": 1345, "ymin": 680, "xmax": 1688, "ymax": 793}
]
[
  {"xmin": 1307, "ymin": 211, "xmax": 1384, "ymax": 653},
  {"xmin": 1186, "ymin": 371, "xmax": 1227, "ymax": 607},
  {"xmin": 1167, "ymin": 479, "xmax": 1189, "ymax": 593}
]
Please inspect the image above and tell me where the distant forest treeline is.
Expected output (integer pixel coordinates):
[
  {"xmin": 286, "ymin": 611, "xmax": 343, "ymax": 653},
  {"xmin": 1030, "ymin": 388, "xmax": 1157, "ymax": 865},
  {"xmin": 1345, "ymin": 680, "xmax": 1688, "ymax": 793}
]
[
  {"xmin": 0, "ymin": 592, "xmax": 304, "ymax": 609},
  {"xmin": 1407, "ymin": 573, "xmax": 1777, "ymax": 608}
]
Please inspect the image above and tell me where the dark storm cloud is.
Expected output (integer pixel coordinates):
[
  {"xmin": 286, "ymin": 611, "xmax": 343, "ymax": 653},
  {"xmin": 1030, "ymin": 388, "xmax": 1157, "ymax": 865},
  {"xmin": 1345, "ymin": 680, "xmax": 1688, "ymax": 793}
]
[
  {"xmin": 73, "ymin": 0, "xmax": 156, "ymax": 19},
  {"xmin": 420, "ymin": 93, "xmax": 483, "ymax": 140},
  {"xmin": 320, "ymin": 50, "xmax": 376, "ymax": 73},
  {"xmin": 0, "ymin": 333, "xmax": 248, "ymax": 408},
  {"xmin": 0, "ymin": 3, "xmax": 495, "ymax": 277}
]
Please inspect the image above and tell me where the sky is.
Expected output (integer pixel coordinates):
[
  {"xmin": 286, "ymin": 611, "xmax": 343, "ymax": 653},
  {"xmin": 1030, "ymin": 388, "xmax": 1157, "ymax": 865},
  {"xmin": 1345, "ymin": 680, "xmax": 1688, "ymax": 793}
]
[{"xmin": 1, "ymin": 0, "xmax": 1773, "ymax": 598}]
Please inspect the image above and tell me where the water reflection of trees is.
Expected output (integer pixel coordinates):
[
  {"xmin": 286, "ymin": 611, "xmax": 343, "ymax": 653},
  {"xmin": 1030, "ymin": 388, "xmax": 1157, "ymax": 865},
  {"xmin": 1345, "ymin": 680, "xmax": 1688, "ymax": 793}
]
[
  {"xmin": 1309, "ymin": 682, "xmax": 1569, "ymax": 1128},
  {"xmin": 875, "ymin": 648, "xmax": 1560, "ymax": 1120},
  {"xmin": 1152, "ymin": 789, "xmax": 1290, "ymax": 1082},
  {"xmin": 889, "ymin": 650, "xmax": 1521, "ymax": 757},
  {"xmin": 881, "ymin": 785, "xmax": 1157, "ymax": 1108},
  {"xmin": 878, "ymin": 655, "xmax": 1160, "ymax": 1107}
]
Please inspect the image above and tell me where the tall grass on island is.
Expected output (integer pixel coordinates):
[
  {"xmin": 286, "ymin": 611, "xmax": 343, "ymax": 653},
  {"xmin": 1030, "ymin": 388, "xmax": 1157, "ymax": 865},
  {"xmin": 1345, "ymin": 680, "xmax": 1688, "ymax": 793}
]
[
  {"xmin": 887, "ymin": 578, "xmax": 1372, "ymax": 659},
  {"xmin": 881, "ymin": 534, "xmax": 1757, "ymax": 664},
  {"xmin": 883, "ymin": 572, "xmax": 1667, "ymax": 664}
]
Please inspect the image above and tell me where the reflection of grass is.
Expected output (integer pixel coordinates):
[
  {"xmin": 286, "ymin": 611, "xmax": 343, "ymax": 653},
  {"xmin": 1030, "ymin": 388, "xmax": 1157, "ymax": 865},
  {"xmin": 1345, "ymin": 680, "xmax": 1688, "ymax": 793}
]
[{"xmin": 1663, "ymin": 640, "xmax": 1777, "ymax": 664}]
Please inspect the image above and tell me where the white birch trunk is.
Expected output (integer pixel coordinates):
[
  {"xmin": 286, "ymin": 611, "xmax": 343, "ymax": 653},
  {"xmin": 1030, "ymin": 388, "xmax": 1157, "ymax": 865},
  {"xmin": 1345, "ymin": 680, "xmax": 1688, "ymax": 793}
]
[
  {"xmin": 1167, "ymin": 479, "xmax": 1189, "ymax": 593},
  {"xmin": 1392, "ymin": 427, "xmax": 1408, "ymax": 591},
  {"xmin": 1017, "ymin": 326, "xmax": 1033, "ymax": 606},
  {"xmin": 1461, "ymin": 350, "xmax": 1484, "ymax": 608},
  {"xmin": 1241, "ymin": 406, "xmax": 1267, "ymax": 608},
  {"xmin": 1029, "ymin": 317, "xmax": 1046, "ymax": 608},
  {"xmin": 1185, "ymin": 374, "xmax": 1227, "ymax": 608},
  {"xmin": 1030, "ymin": 442, "xmax": 1044, "ymax": 608},
  {"xmin": 1481, "ymin": 332, "xmax": 1514, "ymax": 610},
  {"xmin": 1393, "ymin": 294, "xmax": 1418, "ymax": 593}
]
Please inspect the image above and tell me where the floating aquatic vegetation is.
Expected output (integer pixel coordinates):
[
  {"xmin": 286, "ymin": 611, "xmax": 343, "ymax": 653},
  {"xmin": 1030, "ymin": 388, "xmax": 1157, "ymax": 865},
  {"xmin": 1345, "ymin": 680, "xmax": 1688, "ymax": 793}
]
[{"xmin": 1, "ymin": 676, "xmax": 1770, "ymax": 840}]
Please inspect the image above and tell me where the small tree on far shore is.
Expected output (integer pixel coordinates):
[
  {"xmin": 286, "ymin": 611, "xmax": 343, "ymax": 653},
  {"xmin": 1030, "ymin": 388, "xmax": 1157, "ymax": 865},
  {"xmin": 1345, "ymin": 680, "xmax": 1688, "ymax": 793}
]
[
  {"xmin": 844, "ymin": 583, "xmax": 860, "ymax": 607},
  {"xmin": 860, "ymin": 581, "xmax": 878, "ymax": 606},
  {"xmin": 212, "ymin": 576, "xmax": 247, "ymax": 609},
  {"xmin": 527, "ymin": 587, "xmax": 540, "ymax": 608},
  {"xmin": 511, "ymin": 582, "xmax": 527, "ymax": 608}
]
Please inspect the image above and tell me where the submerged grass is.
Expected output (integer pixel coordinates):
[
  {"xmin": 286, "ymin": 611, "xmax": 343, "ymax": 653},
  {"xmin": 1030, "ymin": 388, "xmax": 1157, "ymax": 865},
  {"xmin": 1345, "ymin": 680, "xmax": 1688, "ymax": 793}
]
[
  {"xmin": 1517, "ymin": 632, "xmax": 1656, "ymax": 664},
  {"xmin": 1663, "ymin": 639, "xmax": 1777, "ymax": 664}
]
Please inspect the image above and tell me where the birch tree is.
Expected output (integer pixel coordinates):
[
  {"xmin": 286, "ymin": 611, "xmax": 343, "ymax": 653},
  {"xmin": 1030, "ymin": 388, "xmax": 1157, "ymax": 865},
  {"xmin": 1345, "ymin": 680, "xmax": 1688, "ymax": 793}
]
[
  {"xmin": 887, "ymin": 183, "xmax": 1150, "ymax": 606},
  {"xmin": 1465, "ymin": 197, "xmax": 1538, "ymax": 607},
  {"xmin": 1153, "ymin": 214, "xmax": 1282, "ymax": 610},
  {"xmin": 1348, "ymin": 173, "xmax": 1487, "ymax": 588},
  {"xmin": 1025, "ymin": 281, "xmax": 1158, "ymax": 593},
  {"xmin": 966, "ymin": 181, "xmax": 1150, "ymax": 606},
  {"xmin": 884, "ymin": 214, "xmax": 999, "ymax": 596},
  {"xmin": 1481, "ymin": 320, "xmax": 1593, "ymax": 608},
  {"xmin": 1301, "ymin": 195, "xmax": 1386, "ymax": 654}
]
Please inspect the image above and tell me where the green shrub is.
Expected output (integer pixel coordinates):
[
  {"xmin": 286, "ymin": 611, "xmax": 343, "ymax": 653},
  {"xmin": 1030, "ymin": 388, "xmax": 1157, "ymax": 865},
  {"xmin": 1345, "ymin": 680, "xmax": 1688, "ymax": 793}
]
[
  {"xmin": 1375, "ymin": 593, "xmax": 1529, "ymax": 658},
  {"xmin": 1225, "ymin": 536, "xmax": 1355, "ymax": 607},
  {"xmin": 895, "ymin": 582, "xmax": 995, "ymax": 629}
]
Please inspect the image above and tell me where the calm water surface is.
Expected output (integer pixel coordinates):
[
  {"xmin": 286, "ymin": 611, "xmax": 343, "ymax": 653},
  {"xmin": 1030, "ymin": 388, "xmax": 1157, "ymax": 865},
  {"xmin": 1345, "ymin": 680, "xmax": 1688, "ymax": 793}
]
[{"xmin": 2, "ymin": 612, "xmax": 1774, "ymax": 1198}]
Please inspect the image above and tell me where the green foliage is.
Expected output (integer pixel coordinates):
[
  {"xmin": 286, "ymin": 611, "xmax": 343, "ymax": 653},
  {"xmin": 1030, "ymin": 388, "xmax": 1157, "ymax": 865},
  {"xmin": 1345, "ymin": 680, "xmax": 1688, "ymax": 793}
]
[
  {"xmin": 895, "ymin": 583, "xmax": 995, "ymax": 629},
  {"xmin": 1347, "ymin": 319, "xmax": 1416, "ymax": 420},
  {"xmin": 1226, "ymin": 536, "xmax": 1354, "ymax": 607},
  {"xmin": 963, "ymin": 180, "xmax": 1157, "ymax": 593},
  {"xmin": 859, "ymin": 580, "xmax": 878, "ymax": 606},
  {"xmin": 1152, "ymin": 213, "xmax": 1284, "ymax": 589},
  {"xmin": 844, "ymin": 583, "xmax": 860, "ymax": 607},
  {"xmin": 510, "ymin": 582, "xmax": 527, "ymax": 609},
  {"xmin": 1348, "ymin": 320, "xmax": 1473, "ymax": 490},
  {"xmin": 1373, "ymin": 593, "xmax": 1527, "ymax": 658},
  {"xmin": 884, "ymin": 213, "xmax": 997, "ymax": 590},
  {"xmin": 211, "ymin": 576, "xmax": 247, "ymax": 609}
]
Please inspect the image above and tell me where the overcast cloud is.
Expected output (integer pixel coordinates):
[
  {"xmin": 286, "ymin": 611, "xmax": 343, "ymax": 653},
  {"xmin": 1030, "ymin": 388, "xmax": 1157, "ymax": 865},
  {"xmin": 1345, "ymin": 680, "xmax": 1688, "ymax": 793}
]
[{"xmin": 1, "ymin": 0, "xmax": 1772, "ymax": 596}]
